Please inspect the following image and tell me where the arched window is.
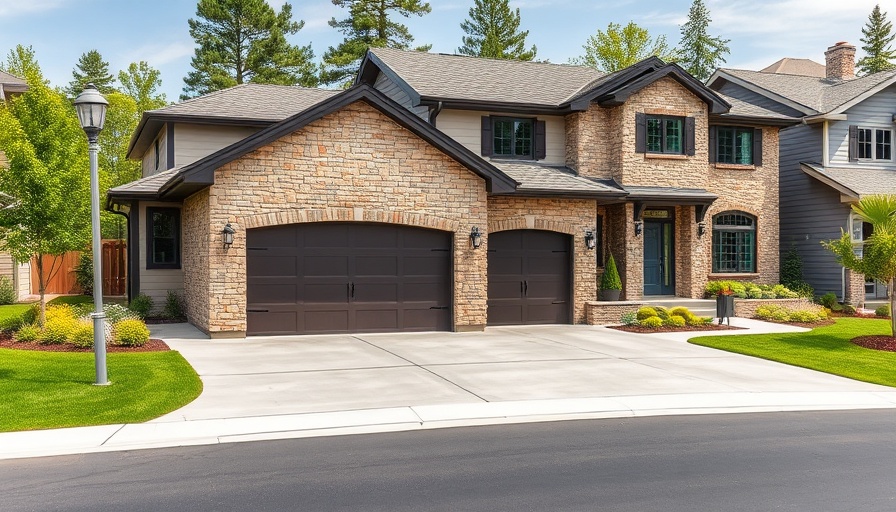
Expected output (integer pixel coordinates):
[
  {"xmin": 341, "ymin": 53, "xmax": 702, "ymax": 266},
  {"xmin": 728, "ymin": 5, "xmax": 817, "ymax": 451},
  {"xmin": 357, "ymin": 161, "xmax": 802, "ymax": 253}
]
[{"xmin": 712, "ymin": 212, "xmax": 756, "ymax": 273}]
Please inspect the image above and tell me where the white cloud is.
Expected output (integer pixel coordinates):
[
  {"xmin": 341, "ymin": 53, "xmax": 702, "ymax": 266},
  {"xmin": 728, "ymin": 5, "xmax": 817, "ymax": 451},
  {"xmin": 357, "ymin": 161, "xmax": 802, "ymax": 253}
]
[
  {"xmin": 0, "ymin": 0, "xmax": 68, "ymax": 17},
  {"xmin": 120, "ymin": 41, "xmax": 195, "ymax": 68}
]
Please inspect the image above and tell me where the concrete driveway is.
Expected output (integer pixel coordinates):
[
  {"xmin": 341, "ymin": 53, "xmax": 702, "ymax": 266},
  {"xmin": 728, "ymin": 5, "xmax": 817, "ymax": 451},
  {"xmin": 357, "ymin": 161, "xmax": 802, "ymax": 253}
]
[{"xmin": 154, "ymin": 320, "xmax": 896, "ymax": 422}]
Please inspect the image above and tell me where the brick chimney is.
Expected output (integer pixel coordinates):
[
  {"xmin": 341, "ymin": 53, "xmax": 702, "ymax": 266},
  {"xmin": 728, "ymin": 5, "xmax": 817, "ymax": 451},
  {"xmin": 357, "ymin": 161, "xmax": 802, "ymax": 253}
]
[{"xmin": 825, "ymin": 42, "xmax": 855, "ymax": 80}]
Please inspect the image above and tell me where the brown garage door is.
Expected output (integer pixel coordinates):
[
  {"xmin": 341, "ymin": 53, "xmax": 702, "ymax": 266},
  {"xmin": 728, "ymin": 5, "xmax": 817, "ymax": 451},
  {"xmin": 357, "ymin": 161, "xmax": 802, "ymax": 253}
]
[
  {"xmin": 487, "ymin": 230, "xmax": 571, "ymax": 326},
  {"xmin": 247, "ymin": 223, "xmax": 452, "ymax": 335}
]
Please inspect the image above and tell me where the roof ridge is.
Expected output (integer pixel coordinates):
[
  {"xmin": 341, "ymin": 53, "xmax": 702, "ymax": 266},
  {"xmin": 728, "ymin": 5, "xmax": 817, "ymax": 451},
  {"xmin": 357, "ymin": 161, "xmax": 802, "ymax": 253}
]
[
  {"xmin": 370, "ymin": 46, "xmax": 598, "ymax": 71},
  {"xmin": 149, "ymin": 84, "xmax": 251, "ymax": 113}
]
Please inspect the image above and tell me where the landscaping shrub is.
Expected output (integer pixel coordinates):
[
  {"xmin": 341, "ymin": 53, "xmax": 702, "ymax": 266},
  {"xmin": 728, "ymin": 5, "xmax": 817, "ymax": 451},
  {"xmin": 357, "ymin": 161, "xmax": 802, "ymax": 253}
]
[
  {"xmin": 620, "ymin": 311, "xmax": 638, "ymax": 325},
  {"xmin": 104, "ymin": 303, "xmax": 140, "ymax": 324},
  {"xmin": 113, "ymin": 319, "xmax": 150, "ymax": 347},
  {"xmin": 128, "ymin": 293, "xmax": 153, "ymax": 318},
  {"xmin": 40, "ymin": 316, "xmax": 78, "ymax": 345},
  {"xmin": 704, "ymin": 280, "xmax": 747, "ymax": 298},
  {"xmin": 746, "ymin": 286, "xmax": 762, "ymax": 299},
  {"xmin": 789, "ymin": 310, "xmax": 820, "ymax": 323},
  {"xmin": 0, "ymin": 276, "xmax": 16, "ymax": 305},
  {"xmin": 22, "ymin": 304, "xmax": 38, "ymax": 325},
  {"xmin": 654, "ymin": 306, "xmax": 670, "ymax": 320},
  {"xmin": 74, "ymin": 252, "xmax": 93, "ymax": 295},
  {"xmin": 771, "ymin": 284, "xmax": 799, "ymax": 299},
  {"xmin": 669, "ymin": 306, "xmax": 700, "ymax": 326},
  {"xmin": 600, "ymin": 253, "xmax": 623, "ymax": 292},
  {"xmin": 842, "ymin": 304, "xmax": 857, "ymax": 316},
  {"xmin": 755, "ymin": 304, "xmax": 791, "ymax": 322},
  {"xmin": 14, "ymin": 323, "xmax": 40, "ymax": 342},
  {"xmin": 639, "ymin": 316, "xmax": 663, "ymax": 328},
  {"xmin": 761, "ymin": 291, "xmax": 776, "ymax": 299},
  {"xmin": 790, "ymin": 282, "xmax": 814, "ymax": 299},
  {"xmin": 636, "ymin": 306, "xmax": 658, "ymax": 321},
  {"xmin": 0, "ymin": 314, "xmax": 24, "ymax": 333},
  {"xmin": 875, "ymin": 304, "xmax": 891, "ymax": 317},
  {"xmin": 818, "ymin": 292, "xmax": 838, "ymax": 309},
  {"xmin": 163, "ymin": 291, "xmax": 186, "ymax": 320},
  {"xmin": 665, "ymin": 315, "xmax": 686, "ymax": 327},
  {"xmin": 69, "ymin": 321, "xmax": 94, "ymax": 348}
]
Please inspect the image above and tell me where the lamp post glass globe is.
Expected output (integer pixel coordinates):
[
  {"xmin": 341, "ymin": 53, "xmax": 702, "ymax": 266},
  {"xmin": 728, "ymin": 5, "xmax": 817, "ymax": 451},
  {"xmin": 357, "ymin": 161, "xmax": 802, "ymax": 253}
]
[{"xmin": 76, "ymin": 83, "xmax": 109, "ymax": 386}]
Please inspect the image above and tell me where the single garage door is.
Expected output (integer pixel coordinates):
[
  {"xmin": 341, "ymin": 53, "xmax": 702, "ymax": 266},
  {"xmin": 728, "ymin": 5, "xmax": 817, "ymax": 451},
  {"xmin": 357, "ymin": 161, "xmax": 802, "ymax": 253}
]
[
  {"xmin": 487, "ymin": 229, "xmax": 572, "ymax": 326},
  {"xmin": 247, "ymin": 223, "xmax": 452, "ymax": 335}
]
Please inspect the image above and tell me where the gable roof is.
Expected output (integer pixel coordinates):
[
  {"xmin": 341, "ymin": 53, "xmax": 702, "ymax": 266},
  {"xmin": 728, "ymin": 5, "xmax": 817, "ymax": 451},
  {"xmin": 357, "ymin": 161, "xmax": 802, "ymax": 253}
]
[
  {"xmin": 127, "ymin": 84, "xmax": 340, "ymax": 158},
  {"xmin": 708, "ymin": 67, "xmax": 896, "ymax": 116},
  {"xmin": 0, "ymin": 70, "xmax": 28, "ymax": 97},
  {"xmin": 800, "ymin": 162, "xmax": 896, "ymax": 199},
  {"xmin": 760, "ymin": 58, "xmax": 826, "ymax": 77},
  {"xmin": 110, "ymin": 84, "xmax": 519, "ymax": 204}
]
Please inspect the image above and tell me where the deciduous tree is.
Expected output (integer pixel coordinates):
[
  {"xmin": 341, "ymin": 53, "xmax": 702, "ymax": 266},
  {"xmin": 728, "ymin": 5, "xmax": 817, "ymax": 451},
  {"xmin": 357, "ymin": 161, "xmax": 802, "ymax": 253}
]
[
  {"xmin": 857, "ymin": 4, "xmax": 896, "ymax": 76},
  {"xmin": 321, "ymin": 0, "xmax": 431, "ymax": 87},
  {"xmin": 677, "ymin": 0, "xmax": 730, "ymax": 81},
  {"xmin": 458, "ymin": 0, "xmax": 536, "ymax": 61},
  {"xmin": 118, "ymin": 61, "xmax": 168, "ymax": 113},
  {"xmin": 574, "ymin": 21, "xmax": 677, "ymax": 72},
  {"xmin": 182, "ymin": 0, "xmax": 317, "ymax": 99}
]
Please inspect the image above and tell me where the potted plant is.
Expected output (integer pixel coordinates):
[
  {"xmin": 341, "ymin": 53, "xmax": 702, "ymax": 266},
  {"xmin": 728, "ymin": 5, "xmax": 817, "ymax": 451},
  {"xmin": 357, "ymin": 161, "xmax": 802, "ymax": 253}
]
[
  {"xmin": 600, "ymin": 253, "xmax": 622, "ymax": 301},
  {"xmin": 716, "ymin": 286, "xmax": 735, "ymax": 325}
]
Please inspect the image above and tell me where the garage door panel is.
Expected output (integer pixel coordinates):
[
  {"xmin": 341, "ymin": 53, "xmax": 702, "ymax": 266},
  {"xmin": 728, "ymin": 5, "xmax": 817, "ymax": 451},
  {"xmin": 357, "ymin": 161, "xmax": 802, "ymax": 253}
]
[
  {"xmin": 248, "ymin": 283, "xmax": 296, "ymax": 304},
  {"xmin": 353, "ymin": 283, "xmax": 399, "ymax": 302},
  {"xmin": 352, "ymin": 224, "xmax": 398, "ymax": 248},
  {"xmin": 249, "ymin": 226, "xmax": 297, "ymax": 248},
  {"xmin": 404, "ymin": 308, "xmax": 450, "ymax": 330},
  {"xmin": 354, "ymin": 309, "xmax": 399, "ymax": 330},
  {"xmin": 524, "ymin": 304, "xmax": 567, "ymax": 323},
  {"xmin": 488, "ymin": 255, "xmax": 523, "ymax": 275},
  {"xmin": 306, "ymin": 224, "xmax": 350, "ymax": 248},
  {"xmin": 304, "ymin": 256, "xmax": 349, "ymax": 277},
  {"xmin": 303, "ymin": 310, "xmax": 350, "ymax": 333},
  {"xmin": 248, "ymin": 256, "xmax": 297, "ymax": 278},
  {"xmin": 403, "ymin": 282, "xmax": 448, "ymax": 302},
  {"xmin": 302, "ymin": 283, "xmax": 349, "ymax": 303},
  {"xmin": 403, "ymin": 254, "xmax": 449, "ymax": 276},
  {"xmin": 354, "ymin": 256, "xmax": 398, "ymax": 276},
  {"xmin": 247, "ymin": 311, "xmax": 297, "ymax": 334}
]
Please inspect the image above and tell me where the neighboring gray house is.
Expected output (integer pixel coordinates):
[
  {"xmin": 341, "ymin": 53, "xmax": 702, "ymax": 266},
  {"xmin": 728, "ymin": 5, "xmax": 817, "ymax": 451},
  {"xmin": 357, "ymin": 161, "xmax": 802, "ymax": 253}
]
[
  {"xmin": 708, "ymin": 42, "xmax": 896, "ymax": 305},
  {"xmin": 0, "ymin": 71, "xmax": 31, "ymax": 300}
]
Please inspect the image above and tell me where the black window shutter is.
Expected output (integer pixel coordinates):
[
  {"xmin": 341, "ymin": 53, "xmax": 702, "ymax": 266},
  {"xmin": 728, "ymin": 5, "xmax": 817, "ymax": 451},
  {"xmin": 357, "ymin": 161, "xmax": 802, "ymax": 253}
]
[
  {"xmin": 685, "ymin": 117, "xmax": 696, "ymax": 156},
  {"xmin": 709, "ymin": 126, "xmax": 717, "ymax": 163},
  {"xmin": 481, "ymin": 116, "xmax": 492, "ymax": 156},
  {"xmin": 752, "ymin": 128, "xmax": 763, "ymax": 165},
  {"xmin": 534, "ymin": 120, "xmax": 546, "ymax": 160},
  {"xmin": 635, "ymin": 113, "xmax": 646, "ymax": 153},
  {"xmin": 848, "ymin": 125, "xmax": 858, "ymax": 162}
]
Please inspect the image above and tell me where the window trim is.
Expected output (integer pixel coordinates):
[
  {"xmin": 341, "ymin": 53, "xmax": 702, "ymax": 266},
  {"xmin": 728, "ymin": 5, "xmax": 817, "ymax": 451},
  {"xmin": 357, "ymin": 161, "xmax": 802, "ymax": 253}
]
[
  {"xmin": 646, "ymin": 115, "xmax": 685, "ymax": 155},
  {"xmin": 850, "ymin": 125, "xmax": 894, "ymax": 162},
  {"xmin": 712, "ymin": 211, "xmax": 757, "ymax": 274},
  {"xmin": 490, "ymin": 116, "xmax": 535, "ymax": 159},
  {"xmin": 715, "ymin": 126, "xmax": 754, "ymax": 165},
  {"xmin": 145, "ymin": 207, "xmax": 181, "ymax": 270}
]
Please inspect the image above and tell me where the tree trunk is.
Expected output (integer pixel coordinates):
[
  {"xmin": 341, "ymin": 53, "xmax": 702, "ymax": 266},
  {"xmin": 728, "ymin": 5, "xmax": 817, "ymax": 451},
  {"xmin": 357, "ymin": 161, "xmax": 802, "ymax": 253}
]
[
  {"xmin": 890, "ymin": 278, "xmax": 895, "ymax": 338},
  {"xmin": 36, "ymin": 255, "xmax": 46, "ymax": 327}
]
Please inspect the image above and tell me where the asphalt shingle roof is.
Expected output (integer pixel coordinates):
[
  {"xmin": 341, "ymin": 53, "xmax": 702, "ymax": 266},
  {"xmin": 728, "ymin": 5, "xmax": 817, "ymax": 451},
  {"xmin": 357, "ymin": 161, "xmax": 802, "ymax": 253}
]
[
  {"xmin": 148, "ymin": 84, "xmax": 340, "ymax": 121},
  {"xmin": 489, "ymin": 160, "xmax": 624, "ymax": 195},
  {"xmin": 801, "ymin": 162, "xmax": 896, "ymax": 197},
  {"xmin": 0, "ymin": 70, "xmax": 26, "ymax": 86},
  {"xmin": 715, "ymin": 92, "xmax": 799, "ymax": 120},
  {"xmin": 719, "ymin": 68, "xmax": 896, "ymax": 114},
  {"xmin": 108, "ymin": 169, "xmax": 179, "ymax": 197},
  {"xmin": 368, "ymin": 47, "xmax": 603, "ymax": 107},
  {"xmin": 759, "ymin": 58, "xmax": 826, "ymax": 78}
]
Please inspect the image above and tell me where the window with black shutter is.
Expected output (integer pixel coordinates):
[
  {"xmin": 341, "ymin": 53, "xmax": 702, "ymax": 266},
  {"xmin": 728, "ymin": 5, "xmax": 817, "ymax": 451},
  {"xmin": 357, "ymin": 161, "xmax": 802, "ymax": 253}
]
[
  {"xmin": 481, "ymin": 116, "xmax": 546, "ymax": 160},
  {"xmin": 636, "ymin": 114, "xmax": 694, "ymax": 155}
]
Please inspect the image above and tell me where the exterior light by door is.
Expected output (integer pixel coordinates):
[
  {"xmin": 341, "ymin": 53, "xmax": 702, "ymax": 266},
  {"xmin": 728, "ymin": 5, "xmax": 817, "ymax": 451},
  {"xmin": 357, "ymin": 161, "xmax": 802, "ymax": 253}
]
[
  {"xmin": 470, "ymin": 226, "xmax": 482, "ymax": 249},
  {"xmin": 634, "ymin": 221, "xmax": 643, "ymax": 237},
  {"xmin": 697, "ymin": 221, "xmax": 707, "ymax": 237},
  {"xmin": 584, "ymin": 229, "xmax": 596, "ymax": 250},
  {"xmin": 222, "ymin": 223, "xmax": 235, "ymax": 248}
]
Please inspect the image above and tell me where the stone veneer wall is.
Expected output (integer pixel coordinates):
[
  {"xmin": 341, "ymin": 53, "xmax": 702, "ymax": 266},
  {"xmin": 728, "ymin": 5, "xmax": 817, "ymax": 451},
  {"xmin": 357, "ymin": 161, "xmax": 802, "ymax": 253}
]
[
  {"xmin": 182, "ymin": 189, "xmax": 211, "ymax": 332},
  {"xmin": 585, "ymin": 301, "xmax": 646, "ymax": 325},
  {"xmin": 843, "ymin": 269, "xmax": 866, "ymax": 307},
  {"xmin": 189, "ymin": 101, "xmax": 489, "ymax": 335},
  {"xmin": 487, "ymin": 196, "xmax": 598, "ymax": 323}
]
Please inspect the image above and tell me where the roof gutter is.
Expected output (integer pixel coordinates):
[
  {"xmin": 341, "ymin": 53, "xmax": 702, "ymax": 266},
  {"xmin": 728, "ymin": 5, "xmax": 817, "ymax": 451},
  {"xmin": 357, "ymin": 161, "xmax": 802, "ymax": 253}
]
[{"xmin": 803, "ymin": 113, "xmax": 848, "ymax": 124}]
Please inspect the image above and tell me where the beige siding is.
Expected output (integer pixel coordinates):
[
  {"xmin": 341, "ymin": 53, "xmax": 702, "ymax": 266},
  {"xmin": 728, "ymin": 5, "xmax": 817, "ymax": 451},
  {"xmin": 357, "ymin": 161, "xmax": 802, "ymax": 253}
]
[
  {"xmin": 141, "ymin": 125, "xmax": 167, "ymax": 177},
  {"xmin": 138, "ymin": 201, "xmax": 185, "ymax": 314},
  {"xmin": 0, "ymin": 252, "xmax": 31, "ymax": 300},
  {"xmin": 173, "ymin": 124, "xmax": 260, "ymax": 168},
  {"xmin": 436, "ymin": 109, "xmax": 567, "ymax": 165},
  {"xmin": 17, "ymin": 260, "xmax": 29, "ymax": 299}
]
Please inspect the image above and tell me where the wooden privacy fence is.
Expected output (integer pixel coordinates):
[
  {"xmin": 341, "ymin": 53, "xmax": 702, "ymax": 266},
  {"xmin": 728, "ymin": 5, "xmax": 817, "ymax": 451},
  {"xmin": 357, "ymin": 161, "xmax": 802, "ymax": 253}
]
[{"xmin": 31, "ymin": 239, "xmax": 127, "ymax": 296}]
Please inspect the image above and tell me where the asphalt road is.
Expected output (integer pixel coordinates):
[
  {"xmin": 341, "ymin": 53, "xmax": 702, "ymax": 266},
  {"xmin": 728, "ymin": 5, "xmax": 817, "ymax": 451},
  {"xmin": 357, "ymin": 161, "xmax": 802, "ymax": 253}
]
[{"xmin": 3, "ymin": 410, "xmax": 896, "ymax": 511}]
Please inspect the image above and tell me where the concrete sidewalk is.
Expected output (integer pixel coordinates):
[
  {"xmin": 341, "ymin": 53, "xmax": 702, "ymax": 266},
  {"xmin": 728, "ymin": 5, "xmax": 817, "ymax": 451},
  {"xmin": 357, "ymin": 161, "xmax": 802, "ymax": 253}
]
[{"xmin": 4, "ymin": 319, "xmax": 896, "ymax": 460}]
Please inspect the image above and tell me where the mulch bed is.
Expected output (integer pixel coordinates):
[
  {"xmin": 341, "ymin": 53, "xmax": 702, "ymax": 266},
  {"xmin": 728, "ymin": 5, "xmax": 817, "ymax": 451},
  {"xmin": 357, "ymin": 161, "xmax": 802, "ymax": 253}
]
[
  {"xmin": 0, "ymin": 336, "xmax": 170, "ymax": 352},
  {"xmin": 851, "ymin": 335, "xmax": 896, "ymax": 353},
  {"xmin": 610, "ymin": 323, "xmax": 745, "ymax": 333}
]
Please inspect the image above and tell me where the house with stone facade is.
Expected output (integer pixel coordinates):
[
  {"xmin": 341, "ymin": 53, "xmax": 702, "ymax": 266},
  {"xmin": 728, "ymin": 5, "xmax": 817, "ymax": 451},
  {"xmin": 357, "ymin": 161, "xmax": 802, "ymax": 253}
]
[
  {"xmin": 109, "ymin": 49, "xmax": 789, "ymax": 337},
  {"xmin": 709, "ymin": 42, "xmax": 896, "ymax": 306},
  {"xmin": 0, "ymin": 71, "xmax": 31, "ymax": 300}
]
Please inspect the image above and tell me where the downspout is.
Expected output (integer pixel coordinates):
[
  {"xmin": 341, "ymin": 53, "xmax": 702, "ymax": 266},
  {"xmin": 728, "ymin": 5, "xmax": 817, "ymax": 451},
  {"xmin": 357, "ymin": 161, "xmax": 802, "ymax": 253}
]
[{"xmin": 428, "ymin": 101, "xmax": 443, "ymax": 128}]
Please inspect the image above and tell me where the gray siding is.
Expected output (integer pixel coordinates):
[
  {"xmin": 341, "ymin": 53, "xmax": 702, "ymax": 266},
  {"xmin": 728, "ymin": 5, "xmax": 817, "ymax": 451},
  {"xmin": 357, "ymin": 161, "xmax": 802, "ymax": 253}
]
[
  {"xmin": 173, "ymin": 124, "xmax": 260, "ymax": 168},
  {"xmin": 779, "ymin": 123, "xmax": 848, "ymax": 297},
  {"xmin": 141, "ymin": 125, "xmax": 168, "ymax": 177},
  {"xmin": 716, "ymin": 82, "xmax": 806, "ymax": 118},
  {"xmin": 829, "ymin": 84, "xmax": 896, "ymax": 167},
  {"xmin": 138, "ymin": 201, "xmax": 184, "ymax": 315},
  {"xmin": 373, "ymin": 73, "xmax": 429, "ymax": 120}
]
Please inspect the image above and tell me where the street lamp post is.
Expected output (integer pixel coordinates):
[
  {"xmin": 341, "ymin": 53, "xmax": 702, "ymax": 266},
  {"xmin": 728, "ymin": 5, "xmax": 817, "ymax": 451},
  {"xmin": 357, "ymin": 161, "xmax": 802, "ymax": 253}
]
[{"xmin": 74, "ymin": 83, "xmax": 109, "ymax": 386}]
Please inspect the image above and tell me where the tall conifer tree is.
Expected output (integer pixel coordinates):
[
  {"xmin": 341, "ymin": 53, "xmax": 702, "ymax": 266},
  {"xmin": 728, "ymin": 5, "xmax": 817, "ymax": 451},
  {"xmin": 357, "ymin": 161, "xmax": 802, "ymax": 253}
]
[
  {"xmin": 677, "ymin": 0, "xmax": 730, "ymax": 81},
  {"xmin": 457, "ymin": 0, "xmax": 536, "ymax": 61},
  {"xmin": 857, "ymin": 4, "xmax": 896, "ymax": 75},
  {"xmin": 66, "ymin": 50, "xmax": 115, "ymax": 97}
]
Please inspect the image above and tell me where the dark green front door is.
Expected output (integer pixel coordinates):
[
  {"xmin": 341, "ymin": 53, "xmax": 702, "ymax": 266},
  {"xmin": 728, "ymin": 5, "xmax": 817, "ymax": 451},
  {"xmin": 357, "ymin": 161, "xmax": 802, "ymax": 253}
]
[{"xmin": 643, "ymin": 221, "xmax": 674, "ymax": 295}]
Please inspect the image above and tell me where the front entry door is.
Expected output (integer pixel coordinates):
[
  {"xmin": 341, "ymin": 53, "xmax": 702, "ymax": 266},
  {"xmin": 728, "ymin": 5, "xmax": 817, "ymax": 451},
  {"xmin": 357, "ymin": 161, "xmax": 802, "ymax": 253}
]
[{"xmin": 643, "ymin": 221, "xmax": 674, "ymax": 295}]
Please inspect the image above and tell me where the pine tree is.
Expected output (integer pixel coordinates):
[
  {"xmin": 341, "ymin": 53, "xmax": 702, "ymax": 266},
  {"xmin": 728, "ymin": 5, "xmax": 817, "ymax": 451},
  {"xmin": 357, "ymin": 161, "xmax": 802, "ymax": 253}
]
[
  {"xmin": 321, "ymin": 0, "xmax": 432, "ymax": 87},
  {"xmin": 575, "ymin": 21, "xmax": 678, "ymax": 72},
  {"xmin": 182, "ymin": 0, "xmax": 317, "ymax": 100},
  {"xmin": 677, "ymin": 0, "xmax": 730, "ymax": 81},
  {"xmin": 66, "ymin": 50, "xmax": 115, "ymax": 97},
  {"xmin": 457, "ymin": 0, "xmax": 536, "ymax": 61},
  {"xmin": 857, "ymin": 4, "xmax": 896, "ymax": 76}
]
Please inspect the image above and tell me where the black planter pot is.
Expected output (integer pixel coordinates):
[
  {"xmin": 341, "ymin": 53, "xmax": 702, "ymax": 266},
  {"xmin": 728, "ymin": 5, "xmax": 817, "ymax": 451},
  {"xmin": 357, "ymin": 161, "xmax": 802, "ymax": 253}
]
[
  {"xmin": 716, "ymin": 295, "xmax": 735, "ymax": 325},
  {"xmin": 601, "ymin": 289, "xmax": 621, "ymax": 301}
]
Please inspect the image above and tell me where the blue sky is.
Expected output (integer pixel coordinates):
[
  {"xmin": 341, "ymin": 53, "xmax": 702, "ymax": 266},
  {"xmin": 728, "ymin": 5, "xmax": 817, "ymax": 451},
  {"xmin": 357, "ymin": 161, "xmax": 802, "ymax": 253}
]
[{"xmin": 0, "ymin": 0, "xmax": 888, "ymax": 100}]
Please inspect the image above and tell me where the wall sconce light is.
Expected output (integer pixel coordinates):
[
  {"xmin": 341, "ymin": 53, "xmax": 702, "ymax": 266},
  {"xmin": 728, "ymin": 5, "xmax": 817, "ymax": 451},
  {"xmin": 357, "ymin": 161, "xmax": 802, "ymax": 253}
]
[
  {"xmin": 584, "ymin": 229, "xmax": 596, "ymax": 250},
  {"xmin": 697, "ymin": 222, "xmax": 707, "ymax": 237},
  {"xmin": 470, "ymin": 226, "xmax": 482, "ymax": 249},
  {"xmin": 222, "ymin": 222, "xmax": 235, "ymax": 248},
  {"xmin": 634, "ymin": 221, "xmax": 643, "ymax": 237}
]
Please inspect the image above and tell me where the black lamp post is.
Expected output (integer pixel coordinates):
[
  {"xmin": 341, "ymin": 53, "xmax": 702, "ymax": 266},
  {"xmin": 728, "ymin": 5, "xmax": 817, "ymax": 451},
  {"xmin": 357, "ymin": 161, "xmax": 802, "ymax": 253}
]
[{"xmin": 74, "ymin": 83, "xmax": 109, "ymax": 386}]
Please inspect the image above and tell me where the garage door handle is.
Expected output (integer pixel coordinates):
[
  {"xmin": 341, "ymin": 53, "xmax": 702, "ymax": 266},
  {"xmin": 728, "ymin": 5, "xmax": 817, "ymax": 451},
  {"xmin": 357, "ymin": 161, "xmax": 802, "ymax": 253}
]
[
  {"xmin": 351, "ymin": 283, "xmax": 355, "ymax": 298},
  {"xmin": 429, "ymin": 306, "xmax": 448, "ymax": 310},
  {"xmin": 551, "ymin": 301, "xmax": 566, "ymax": 305},
  {"xmin": 523, "ymin": 280, "xmax": 528, "ymax": 296},
  {"xmin": 247, "ymin": 309, "xmax": 269, "ymax": 313}
]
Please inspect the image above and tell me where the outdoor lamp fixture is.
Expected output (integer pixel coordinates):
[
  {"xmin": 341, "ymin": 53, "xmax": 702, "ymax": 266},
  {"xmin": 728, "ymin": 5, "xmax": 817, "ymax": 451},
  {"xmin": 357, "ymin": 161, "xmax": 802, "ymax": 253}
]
[
  {"xmin": 634, "ymin": 221, "xmax": 643, "ymax": 237},
  {"xmin": 470, "ymin": 226, "xmax": 482, "ymax": 249},
  {"xmin": 222, "ymin": 223, "xmax": 235, "ymax": 248},
  {"xmin": 584, "ymin": 229, "xmax": 596, "ymax": 250},
  {"xmin": 698, "ymin": 221, "xmax": 707, "ymax": 237},
  {"xmin": 74, "ymin": 83, "xmax": 109, "ymax": 386}
]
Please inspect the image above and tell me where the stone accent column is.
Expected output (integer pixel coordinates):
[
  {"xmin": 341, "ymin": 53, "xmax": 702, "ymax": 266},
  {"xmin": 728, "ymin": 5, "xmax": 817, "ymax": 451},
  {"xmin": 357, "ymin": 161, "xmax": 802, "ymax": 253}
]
[
  {"xmin": 843, "ymin": 268, "xmax": 866, "ymax": 308},
  {"xmin": 607, "ymin": 202, "xmax": 642, "ymax": 300}
]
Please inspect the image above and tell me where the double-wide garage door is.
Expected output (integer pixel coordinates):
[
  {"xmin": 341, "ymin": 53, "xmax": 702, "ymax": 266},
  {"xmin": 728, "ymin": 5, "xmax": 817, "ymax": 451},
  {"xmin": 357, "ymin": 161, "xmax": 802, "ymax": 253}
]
[{"xmin": 247, "ymin": 223, "xmax": 451, "ymax": 335}]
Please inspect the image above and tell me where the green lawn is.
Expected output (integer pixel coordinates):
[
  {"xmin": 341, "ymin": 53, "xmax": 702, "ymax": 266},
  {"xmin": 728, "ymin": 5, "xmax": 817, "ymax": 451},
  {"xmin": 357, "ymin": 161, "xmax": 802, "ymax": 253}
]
[
  {"xmin": 0, "ymin": 303, "xmax": 33, "ymax": 322},
  {"xmin": 689, "ymin": 317, "xmax": 896, "ymax": 387},
  {"xmin": 0, "ymin": 348, "xmax": 202, "ymax": 432}
]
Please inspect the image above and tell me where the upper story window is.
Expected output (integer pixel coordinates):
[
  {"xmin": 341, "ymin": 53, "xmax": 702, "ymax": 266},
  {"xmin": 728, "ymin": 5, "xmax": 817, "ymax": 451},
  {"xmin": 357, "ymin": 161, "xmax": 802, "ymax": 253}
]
[
  {"xmin": 711, "ymin": 126, "xmax": 762, "ymax": 166},
  {"xmin": 635, "ymin": 113, "xmax": 695, "ymax": 156},
  {"xmin": 712, "ymin": 212, "xmax": 756, "ymax": 273},
  {"xmin": 480, "ymin": 116, "xmax": 546, "ymax": 160},
  {"xmin": 849, "ymin": 126, "xmax": 893, "ymax": 162},
  {"xmin": 154, "ymin": 139, "xmax": 160, "ymax": 171},
  {"xmin": 146, "ymin": 207, "xmax": 181, "ymax": 270}
]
